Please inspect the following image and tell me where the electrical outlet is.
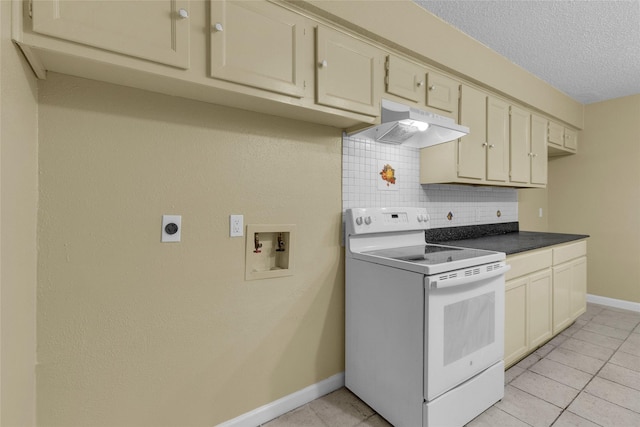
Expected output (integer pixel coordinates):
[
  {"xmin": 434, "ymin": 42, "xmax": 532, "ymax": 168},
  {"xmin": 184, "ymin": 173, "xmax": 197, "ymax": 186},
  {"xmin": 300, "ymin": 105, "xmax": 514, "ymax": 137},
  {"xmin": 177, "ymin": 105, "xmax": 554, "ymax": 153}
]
[
  {"xmin": 230, "ymin": 215, "xmax": 243, "ymax": 237},
  {"xmin": 162, "ymin": 215, "xmax": 181, "ymax": 243},
  {"xmin": 539, "ymin": 208, "xmax": 543, "ymax": 218}
]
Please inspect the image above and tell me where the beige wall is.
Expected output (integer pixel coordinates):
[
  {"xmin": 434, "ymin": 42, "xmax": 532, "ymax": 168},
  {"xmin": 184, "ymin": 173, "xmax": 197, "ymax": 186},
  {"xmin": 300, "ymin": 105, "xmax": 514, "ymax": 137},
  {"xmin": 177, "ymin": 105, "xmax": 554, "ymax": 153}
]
[
  {"xmin": 548, "ymin": 94, "xmax": 640, "ymax": 304},
  {"xmin": 36, "ymin": 73, "xmax": 344, "ymax": 426},
  {"xmin": 0, "ymin": 0, "xmax": 38, "ymax": 426},
  {"xmin": 517, "ymin": 188, "xmax": 548, "ymax": 232}
]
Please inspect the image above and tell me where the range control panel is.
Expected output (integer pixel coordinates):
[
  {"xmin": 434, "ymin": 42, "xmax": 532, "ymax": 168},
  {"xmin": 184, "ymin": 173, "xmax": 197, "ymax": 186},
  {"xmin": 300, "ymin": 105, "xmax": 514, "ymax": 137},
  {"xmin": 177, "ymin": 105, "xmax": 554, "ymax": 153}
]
[{"xmin": 346, "ymin": 207, "xmax": 430, "ymax": 235}]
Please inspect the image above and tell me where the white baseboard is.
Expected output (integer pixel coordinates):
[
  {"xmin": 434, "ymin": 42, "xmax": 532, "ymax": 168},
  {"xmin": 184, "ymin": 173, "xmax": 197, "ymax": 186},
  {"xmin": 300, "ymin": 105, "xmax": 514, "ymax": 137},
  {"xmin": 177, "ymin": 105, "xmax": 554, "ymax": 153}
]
[
  {"xmin": 216, "ymin": 372, "xmax": 345, "ymax": 427},
  {"xmin": 587, "ymin": 294, "xmax": 640, "ymax": 313}
]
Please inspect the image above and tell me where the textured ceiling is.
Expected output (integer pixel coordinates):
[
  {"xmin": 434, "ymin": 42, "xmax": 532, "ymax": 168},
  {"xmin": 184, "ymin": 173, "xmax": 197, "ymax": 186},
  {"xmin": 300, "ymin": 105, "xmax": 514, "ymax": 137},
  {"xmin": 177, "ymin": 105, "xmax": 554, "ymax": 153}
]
[{"xmin": 414, "ymin": 0, "xmax": 640, "ymax": 104}]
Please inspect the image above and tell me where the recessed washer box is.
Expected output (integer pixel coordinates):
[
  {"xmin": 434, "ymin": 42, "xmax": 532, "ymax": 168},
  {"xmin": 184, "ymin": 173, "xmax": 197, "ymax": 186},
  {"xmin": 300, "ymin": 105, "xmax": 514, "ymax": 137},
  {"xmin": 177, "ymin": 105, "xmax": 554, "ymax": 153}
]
[{"xmin": 245, "ymin": 224, "xmax": 295, "ymax": 281}]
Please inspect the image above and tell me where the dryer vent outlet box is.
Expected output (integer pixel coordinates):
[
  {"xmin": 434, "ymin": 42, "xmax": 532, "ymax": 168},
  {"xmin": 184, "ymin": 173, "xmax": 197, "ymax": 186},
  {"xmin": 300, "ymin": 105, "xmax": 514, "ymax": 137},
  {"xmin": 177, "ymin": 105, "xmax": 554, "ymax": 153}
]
[{"xmin": 245, "ymin": 224, "xmax": 295, "ymax": 281}]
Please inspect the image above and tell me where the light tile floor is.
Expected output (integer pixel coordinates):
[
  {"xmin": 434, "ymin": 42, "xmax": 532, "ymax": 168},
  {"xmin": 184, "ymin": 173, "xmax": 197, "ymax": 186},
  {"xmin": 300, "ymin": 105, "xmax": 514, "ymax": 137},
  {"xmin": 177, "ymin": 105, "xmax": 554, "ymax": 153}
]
[{"xmin": 263, "ymin": 304, "xmax": 640, "ymax": 427}]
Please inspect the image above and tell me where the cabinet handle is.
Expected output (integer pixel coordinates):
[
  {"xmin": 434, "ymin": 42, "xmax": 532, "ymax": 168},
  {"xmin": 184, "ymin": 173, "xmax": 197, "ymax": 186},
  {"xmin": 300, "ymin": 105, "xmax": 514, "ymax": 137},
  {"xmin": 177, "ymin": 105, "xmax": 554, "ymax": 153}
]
[
  {"xmin": 417, "ymin": 80, "xmax": 425, "ymax": 88},
  {"xmin": 319, "ymin": 59, "xmax": 328, "ymax": 68},
  {"xmin": 429, "ymin": 85, "xmax": 436, "ymax": 91},
  {"xmin": 178, "ymin": 8, "xmax": 189, "ymax": 19},
  {"xmin": 213, "ymin": 22, "xmax": 224, "ymax": 32}
]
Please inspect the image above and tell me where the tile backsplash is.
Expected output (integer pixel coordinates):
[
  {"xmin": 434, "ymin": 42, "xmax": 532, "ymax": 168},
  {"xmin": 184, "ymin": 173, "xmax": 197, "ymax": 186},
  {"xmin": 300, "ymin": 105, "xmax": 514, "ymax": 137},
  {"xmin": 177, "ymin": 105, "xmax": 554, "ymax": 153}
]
[{"xmin": 342, "ymin": 135, "xmax": 517, "ymax": 229}]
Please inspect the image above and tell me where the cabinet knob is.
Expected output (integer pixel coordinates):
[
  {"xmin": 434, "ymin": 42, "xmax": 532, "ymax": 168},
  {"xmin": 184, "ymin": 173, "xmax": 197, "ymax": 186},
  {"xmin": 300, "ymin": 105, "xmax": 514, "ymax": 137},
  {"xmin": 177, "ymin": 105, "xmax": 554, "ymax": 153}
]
[
  {"xmin": 178, "ymin": 8, "xmax": 189, "ymax": 19},
  {"xmin": 533, "ymin": 153, "xmax": 538, "ymax": 157},
  {"xmin": 417, "ymin": 80, "xmax": 425, "ymax": 88},
  {"xmin": 489, "ymin": 144, "xmax": 495, "ymax": 148},
  {"xmin": 319, "ymin": 59, "xmax": 328, "ymax": 68},
  {"xmin": 213, "ymin": 22, "xmax": 224, "ymax": 32},
  {"xmin": 482, "ymin": 142, "xmax": 488, "ymax": 147},
  {"xmin": 429, "ymin": 85, "xmax": 436, "ymax": 91}
]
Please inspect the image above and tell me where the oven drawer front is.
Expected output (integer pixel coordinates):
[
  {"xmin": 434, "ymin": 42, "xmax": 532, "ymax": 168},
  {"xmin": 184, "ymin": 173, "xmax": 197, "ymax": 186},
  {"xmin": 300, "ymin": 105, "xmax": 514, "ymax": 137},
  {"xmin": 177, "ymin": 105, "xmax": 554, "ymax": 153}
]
[{"xmin": 424, "ymin": 270, "xmax": 506, "ymax": 401}]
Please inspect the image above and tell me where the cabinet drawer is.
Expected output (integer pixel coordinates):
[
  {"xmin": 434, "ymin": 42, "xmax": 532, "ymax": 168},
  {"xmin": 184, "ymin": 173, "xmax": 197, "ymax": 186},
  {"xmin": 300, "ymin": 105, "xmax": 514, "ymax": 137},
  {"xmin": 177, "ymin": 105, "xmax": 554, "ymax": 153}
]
[
  {"xmin": 506, "ymin": 249, "xmax": 552, "ymax": 280},
  {"xmin": 553, "ymin": 240, "xmax": 587, "ymax": 264}
]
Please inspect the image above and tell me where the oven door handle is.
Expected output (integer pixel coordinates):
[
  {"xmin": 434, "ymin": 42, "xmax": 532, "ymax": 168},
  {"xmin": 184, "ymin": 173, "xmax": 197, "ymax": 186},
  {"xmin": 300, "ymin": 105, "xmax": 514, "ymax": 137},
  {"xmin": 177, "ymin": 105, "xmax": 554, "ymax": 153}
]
[{"xmin": 430, "ymin": 265, "xmax": 511, "ymax": 289}]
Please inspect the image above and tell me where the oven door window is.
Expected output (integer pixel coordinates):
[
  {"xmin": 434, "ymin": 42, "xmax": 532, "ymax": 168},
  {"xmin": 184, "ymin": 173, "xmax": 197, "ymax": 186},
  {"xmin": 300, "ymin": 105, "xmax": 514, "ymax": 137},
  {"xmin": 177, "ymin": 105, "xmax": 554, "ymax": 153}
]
[
  {"xmin": 443, "ymin": 292, "xmax": 495, "ymax": 365},
  {"xmin": 424, "ymin": 273, "xmax": 505, "ymax": 401}
]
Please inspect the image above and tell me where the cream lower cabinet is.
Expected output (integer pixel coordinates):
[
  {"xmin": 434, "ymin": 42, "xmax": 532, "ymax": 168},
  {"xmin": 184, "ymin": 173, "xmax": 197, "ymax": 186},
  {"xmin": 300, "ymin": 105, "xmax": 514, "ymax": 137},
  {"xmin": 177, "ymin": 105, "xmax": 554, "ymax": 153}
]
[
  {"xmin": 505, "ymin": 249, "xmax": 553, "ymax": 367},
  {"xmin": 31, "ymin": 0, "xmax": 190, "ymax": 69},
  {"xmin": 553, "ymin": 241, "xmax": 588, "ymax": 334},
  {"xmin": 315, "ymin": 26, "xmax": 383, "ymax": 116},
  {"xmin": 504, "ymin": 240, "xmax": 587, "ymax": 367}
]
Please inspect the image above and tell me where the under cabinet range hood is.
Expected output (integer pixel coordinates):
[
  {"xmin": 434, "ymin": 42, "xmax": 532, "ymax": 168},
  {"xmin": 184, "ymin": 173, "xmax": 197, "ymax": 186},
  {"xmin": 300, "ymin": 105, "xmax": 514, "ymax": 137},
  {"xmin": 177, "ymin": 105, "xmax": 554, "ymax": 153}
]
[{"xmin": 347, "ymin": 99, "xmax": 469, "ymax": 148}]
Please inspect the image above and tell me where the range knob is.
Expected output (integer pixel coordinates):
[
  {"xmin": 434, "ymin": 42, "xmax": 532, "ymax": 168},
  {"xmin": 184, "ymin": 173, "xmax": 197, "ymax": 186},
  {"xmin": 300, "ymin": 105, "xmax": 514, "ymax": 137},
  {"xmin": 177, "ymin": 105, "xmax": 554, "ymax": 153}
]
[
  {"xmin": 355, "ymin": 217, "xmax": 363, "ymax": 226},
  {"xmin": 364, "ymin": 216, "xmax": 372, "ymax": 225},
  {"xmin": 417, "ymin": 215, "xmax": 424, "ymax": 222},
  {"xmin": 422, "ymin": 214, "xmax": 430, "ymax": 222}
]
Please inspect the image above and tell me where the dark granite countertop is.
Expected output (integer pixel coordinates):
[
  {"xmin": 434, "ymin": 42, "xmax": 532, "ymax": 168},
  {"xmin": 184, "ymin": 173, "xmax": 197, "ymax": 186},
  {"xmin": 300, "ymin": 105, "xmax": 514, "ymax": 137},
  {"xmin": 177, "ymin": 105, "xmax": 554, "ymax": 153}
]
[{"xmin": 425, "ymin": 223, "xmax": 589, "ymax": 255}]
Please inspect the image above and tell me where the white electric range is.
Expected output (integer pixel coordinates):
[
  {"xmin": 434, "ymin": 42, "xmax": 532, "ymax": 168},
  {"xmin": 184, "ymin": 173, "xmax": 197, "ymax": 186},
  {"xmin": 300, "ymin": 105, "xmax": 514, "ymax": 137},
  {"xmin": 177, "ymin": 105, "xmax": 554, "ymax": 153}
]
[{"xmin": 345, "ymin": 207, "xmax": 510, "ymax": 427}]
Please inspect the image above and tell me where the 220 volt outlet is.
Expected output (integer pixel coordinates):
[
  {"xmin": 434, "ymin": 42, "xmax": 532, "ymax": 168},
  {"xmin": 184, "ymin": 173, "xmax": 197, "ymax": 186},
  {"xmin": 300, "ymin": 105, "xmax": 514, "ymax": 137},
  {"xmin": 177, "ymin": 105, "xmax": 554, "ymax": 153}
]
[{"xmin": 162, "ymin": 215, "xmax": 182, "ymax": 242}]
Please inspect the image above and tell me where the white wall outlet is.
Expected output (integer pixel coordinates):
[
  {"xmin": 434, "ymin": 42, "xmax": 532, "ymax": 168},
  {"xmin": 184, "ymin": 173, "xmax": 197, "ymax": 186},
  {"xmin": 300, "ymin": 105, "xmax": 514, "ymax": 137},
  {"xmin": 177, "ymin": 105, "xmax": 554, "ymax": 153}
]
[
  {"xmin": 162, "ymin": 215, "xmax": 182, "ymax": 242},
  {"xmin": 539, "ymin": 208, "xmax": 543, "ymax": 218},
  {"xmin": 230, "ymin": 214, "xmax": 243, "ymax": 237}
]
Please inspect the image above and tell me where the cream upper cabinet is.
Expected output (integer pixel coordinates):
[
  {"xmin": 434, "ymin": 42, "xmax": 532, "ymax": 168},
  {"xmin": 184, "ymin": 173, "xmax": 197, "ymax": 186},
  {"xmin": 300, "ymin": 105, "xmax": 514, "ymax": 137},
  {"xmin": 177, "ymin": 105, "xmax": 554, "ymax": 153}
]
[
  {"xmin": 458, "ymin": 85, "xmax": 487, "ymax": 181},
  {"xmin": 385, "ymin": 55, "xmax": 426, "ymax": 104},
  {"xmin": 548, "ymin": 121, "xmax": 578, "ymax": 156},
  {"xmin": 564, "ymin": 128, "xmax": 578, "ymax": 151},
  {"xmin": 31, "ymin": 0, "xmax": 190, "ymax": 69},
  {"xmin": 486, "ymin": 96, "xmax": 510, "ymax": 182},
  {"xmin": 421, "ymin": 87, "xmax": 528, "ymax": 188},
  {"xmin": 509, "ymin": 109, "xmax": 547, "ymax": 187},
  {"xmin": 315, "ymin": 26, "xmax": 382, "ymax": 116},
  {"xmin": 210, "ymin": 1, "xmax": 308, "ymax": 98},
  {"xmin": 509, "ymin": 105, "xmax": 531, "ymax": 184},
  {"xmin": 530, "ymin": 114, "xmax": 548, "ymax": 185},
  {"xmin": 426, "ymin": 71, "xmax": 458, "ymax": 113}
]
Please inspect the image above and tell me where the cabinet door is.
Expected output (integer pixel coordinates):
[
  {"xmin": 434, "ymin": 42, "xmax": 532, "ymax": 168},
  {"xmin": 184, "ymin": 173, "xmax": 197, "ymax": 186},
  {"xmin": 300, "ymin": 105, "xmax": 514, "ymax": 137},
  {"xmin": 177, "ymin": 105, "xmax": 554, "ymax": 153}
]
[
  {"xmin": 210, "ymin": 1, "xmax": 307, "ymax": 98},
  {"xmin": 32, "ymin": 0, "xmax": 190, "ymax": 69},
  {"xmin": 570, "ymin": 257, "xmax": 587, "ymax": 319},
  {"xmin": 316, "ymin": 26, "xmax": 381, "ymax": 116},
  {"xmin": 426, "ymin": 72, "xmax": 458, "ymax": 113},
  {"xmin": 528, "ymin": 269, "xmax": 553, "ymax": 349},
  {"xmin": 486, "ymin": 97, "xmax": 510, "ymax": 182},
  {"xmin": 564, "ymin": 128, "xmax": 578, "ymax": 152},
  {"xmin": 530, "ymin": 114, "xmax": 548, "ymax": 185},
  {"xmin": 553, "ymin": 263, "xmax": 573, "ymax": 334},
  {"xmin": 505, "ymin": 278, "xmax": 528, "ymax": 367},
  {"xmin": 457, "ymin": 86, "xmax": 487, "ymax": 180},
  {"xmin": 548, "ymin": 121, "xmax": 564, "ymax": 147},
  {"xmin": 509, "ymin": 105, "xmax": 531, "ymax": 184},
  {"xmin": 386, "ymin": 55, "xmax": 425, "ymax": 103}
]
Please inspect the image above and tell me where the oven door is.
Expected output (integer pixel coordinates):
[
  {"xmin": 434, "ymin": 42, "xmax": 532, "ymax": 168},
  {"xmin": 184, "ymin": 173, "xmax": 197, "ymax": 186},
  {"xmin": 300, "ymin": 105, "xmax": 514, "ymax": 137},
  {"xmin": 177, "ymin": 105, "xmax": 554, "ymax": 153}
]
[{"xmin": 424, "ymin": 265, "xmax": 507, "ymax": 401}]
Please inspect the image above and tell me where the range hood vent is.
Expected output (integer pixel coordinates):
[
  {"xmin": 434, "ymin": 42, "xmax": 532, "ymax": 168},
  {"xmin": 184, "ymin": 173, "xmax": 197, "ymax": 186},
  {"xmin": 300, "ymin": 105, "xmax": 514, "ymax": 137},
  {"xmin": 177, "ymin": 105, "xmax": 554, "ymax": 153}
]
[{"xmin": 347, "ymin": 99, "xmax": 469, "ymax": 148}]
